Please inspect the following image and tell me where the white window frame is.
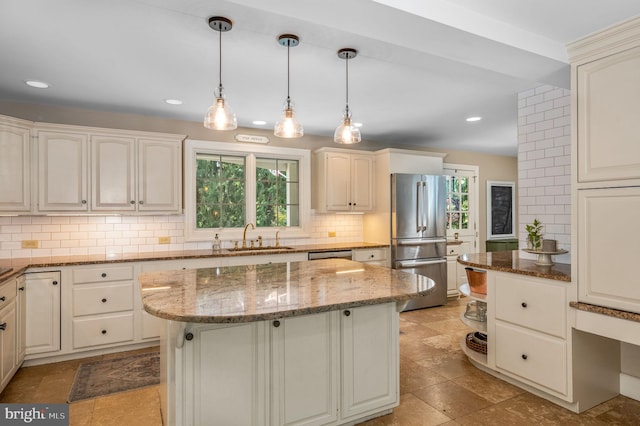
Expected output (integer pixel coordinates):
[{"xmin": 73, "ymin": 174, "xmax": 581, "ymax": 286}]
[
  {"xmin": 184, "ymin": 139, "xmax": 311, "ymax": 242},
  {"xmin": 444, "ymin": 163, "xmax": 479, "ymax": 250}
]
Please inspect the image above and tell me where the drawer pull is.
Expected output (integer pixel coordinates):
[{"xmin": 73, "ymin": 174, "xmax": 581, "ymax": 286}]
[
  {"xmin": 101, "ymin": 329, "xmax": 107, "ymax": 335},
  {"xmin": 370, "ymin": 254, "xmax": 375, "ymax": 258},
  {"xmin": 521, "ymin": 302, "xmax": 527, "ymax": 308},
  {"xmin": 19, "ymin": 287, "xmax": 24, "ymax": 291},
  {"xmin": 273, "ymin": 320, "xmax": 281, "ymax": 328},
  {"xmin": 185, "ymin": 332, "xmax": 194, "ymax": 341},
  {"xmin": 101, "ymin": 298, "xmax": 107, "ymax": 303},
  {"xmin": 344, "ymin": 310, "xmax": 351, "ymax": 317},
  {"xmin": 52, "ymin": 280, "xmax": 58, "ymax": 285},
  {"xmin": 101, "ymin": 273, "xmax": 107, "ymax": 278},
  {"xmin": 0, "ymin": 322, "xmax": 6, "ymax": 331},
  {"xmin": 0, "ymin": 296, "xmax": 5, "ymax": 302},
  {"xmin": 521, "ymin": 354, "xmax": 528, "ymax": 360}
]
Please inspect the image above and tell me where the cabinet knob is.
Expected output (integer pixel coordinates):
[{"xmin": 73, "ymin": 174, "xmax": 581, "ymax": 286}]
[
  {"xmin": 273, "ymin": 320, "xmax": 281, "ymax": 328},
  {"xmin": 185, "ymin": 332, "xmax": 194, "ymax": 341},
  {"xmin": 130, "ymin": 200, "xmax": 136, "ymax": 205},
  {"xmin": 370, "ymin": 254, "xmax": 375, "ymax": 258},
  {"xmin": 139, "ymin": 200, "xmax": 144, "ymax": 205},
  {"xmin": 101, "ymin": 298, "xmax": 107, "ymax": 303},
  {"xmin": 521, "ymin": 302, "xmax": 527, "ymax": 308},
  {"xmin": 521, "ymin": 354, "xmax": 528, "ymax": 360},
  {"xmin": 348, "ymin": 202, "xmax": 352, "ymax": 206},
  {"xmin": 101, "ymin": 329, "xmax": 107, "ymax": 335},
  {"xmin": 344, "ymin": 310, "xmax": 351, "ymax": 316},
  {"xmin": 81, "ymin": 200, "xmax": 87, "ymax": 204},
  {"xmin": 19, "ymin": 287, "xmax": 24, "ymax": 291},
  {"xmin": 52, "ymin": 280, "xmax": 58, "ymax": 285},
  {"xmin": 0, "ymin": 296, "xmax": 5, "ymax": 302},
  {"xmin": 101, "ymin": 273, "xmax": 107, "ymax": 278},
  {"xmin": 0, "ymin": 322, "xmax": 6, "ymax": 331}
]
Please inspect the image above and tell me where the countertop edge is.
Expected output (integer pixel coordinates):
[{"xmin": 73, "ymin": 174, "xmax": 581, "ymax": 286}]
[
  {"xmin": 570, "ymin": 301, "xmax": 640, "ymax": 323},
  {"xmin": 457, "ymin": 250, "xmax": 571, "ymax": 282}
]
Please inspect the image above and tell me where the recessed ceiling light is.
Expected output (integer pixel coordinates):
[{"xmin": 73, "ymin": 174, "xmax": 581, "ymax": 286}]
[
  {"xmin": 164, "ymin": 99, "xmax": 183, "ymax": 105},
  {"xmin": 353, "ymin": 122, "xmax": 363, "ymax": 128},
  {"xmin": 25, "ymin": 80, "xmax": 50, "ymax": 89},
  {"xmin": 466, "ymin": 116, "xmax": 482, "ymax": 122},
  {"xmin": 252, "ymin": 120, "xmax": 267, "ymax": 125}
]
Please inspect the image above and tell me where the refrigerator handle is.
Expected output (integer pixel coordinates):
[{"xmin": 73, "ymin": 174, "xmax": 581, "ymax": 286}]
[
  {"xmin": 422, "ymin": 181, "xmax": 428, "ymax": 232},
  {"xmin": 396, "ymin": 238, "xmax": 447, "ymax": 246},
  {"xmin": 416, "ymin": 181, "xmax": 422, "ymax": 233},
  {"xmin": 395, "ymin": 259, "xmax": 447, "ymax": 268}
]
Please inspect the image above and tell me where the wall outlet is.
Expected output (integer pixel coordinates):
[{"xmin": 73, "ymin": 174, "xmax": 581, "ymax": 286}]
[
  {"xmin": 328, "ymin": 231, "xmax": 336, "ymax": 238},
  {"xmin": 22, "ymin": 240, "xmax": 39, "ymax": 249},
  {"xmin": 158, "ymin": 236, "xmax": 171, "ymax": 244}
]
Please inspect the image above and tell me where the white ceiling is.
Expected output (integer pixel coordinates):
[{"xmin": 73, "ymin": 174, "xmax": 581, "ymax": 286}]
[{"xmin": 1, "ymin": 0, "xmax": 639, "ymax": 156}]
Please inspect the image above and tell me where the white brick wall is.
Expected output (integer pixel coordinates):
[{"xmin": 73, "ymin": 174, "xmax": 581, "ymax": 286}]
[
  {"xmin": 0, "ymin": 213, "xmax": 363, "ymax": 259},
  {"xmin": 517, "ymin": 85, "xmax": 571, "ymax": 263}
]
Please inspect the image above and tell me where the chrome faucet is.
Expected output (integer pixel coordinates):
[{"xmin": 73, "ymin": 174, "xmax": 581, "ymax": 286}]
[
  {"xmin": 275, "ymin": 230, "xmax": 280, "ymax": 248},
  {"xmin": 242, "ymin": 223, "xmax": 255, "ymax": 248}
]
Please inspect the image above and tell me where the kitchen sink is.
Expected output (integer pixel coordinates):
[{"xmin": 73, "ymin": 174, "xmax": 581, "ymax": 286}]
[{"xmin": 227, "ymin": 246, "xmax": 295, "ymax": 253}]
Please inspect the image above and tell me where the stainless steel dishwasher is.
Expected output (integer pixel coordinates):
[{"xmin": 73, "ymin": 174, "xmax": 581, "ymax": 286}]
[{"xmin": 307, "ymin": 250, "xmax": 353, "ymax": 260}]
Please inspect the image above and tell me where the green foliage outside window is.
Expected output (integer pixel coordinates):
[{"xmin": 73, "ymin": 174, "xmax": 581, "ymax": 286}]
[
  {"xmin": 446, "ymin": 176, "xmax": 469, "ymax": 230},
  {"xmin": 256, "ymin": 158, "xmax": 300, "ymax": 227}
]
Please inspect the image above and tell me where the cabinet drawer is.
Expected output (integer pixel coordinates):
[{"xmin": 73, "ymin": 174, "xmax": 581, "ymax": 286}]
[
  {"xmin": 495, "ymin": 274, "xmax": 566, "ymax": 338},
  {"xmin": 495, "ymin": 322, "xmax": 567, "ymax": 395},
  {"xmin": 73, "ymin": 266, "xmax": 133, "ymax": 284},
  {"xmin": 352, "ymin": 248, "xmax": 387, "ymax": 262},
  {"xmin": 446, "ymin": 245, "xmax": 462, "ymax": 256},
  {"xmin": 0, "ymin": 280, "xmax": 17, "ymax": 306},
  {"xmin": 72, "ymin": 313, "xmax": 134, "ymax": 349},
  {"xmin": 73, "ymin": 282, "xmax": 133, "ymax": 316}
]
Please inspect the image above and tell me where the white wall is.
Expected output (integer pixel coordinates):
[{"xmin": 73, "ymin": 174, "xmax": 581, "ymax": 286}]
[
  {"xmin": 517, "ymin": 85, "xmax": 571, "ymax": 263},
  {"xmin": 0, "ymin": 213, "xmax": 363, "ymax": 259}
]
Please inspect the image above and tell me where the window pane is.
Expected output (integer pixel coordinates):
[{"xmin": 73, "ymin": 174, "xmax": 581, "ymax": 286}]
[
  {"xmin": 196, "ymin": 154, "xmax": 245, "ymax": 229},
  {"xmin": 256, "ymin": 158, "xmax": 300, "ymax": 227}
]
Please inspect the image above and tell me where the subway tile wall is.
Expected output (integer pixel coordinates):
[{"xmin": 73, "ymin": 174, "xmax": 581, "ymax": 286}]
[
  {"xmin": 517, "ymin": 85, "xmax": 571, "ymax": 263},
  {"xmin": 0, "ymin": 213, "xmax": 364, "ymax": 259}
]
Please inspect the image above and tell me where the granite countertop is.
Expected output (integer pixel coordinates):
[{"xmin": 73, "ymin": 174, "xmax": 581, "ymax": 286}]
[
  {"xmin": 139, "ymin": 258, "xmax": 435, "ymax": 323},
  {"xmin": 570, "ymin": 302, "xmax": 640, "ymax": 323},
  {"xmin": 457, "ymin": 250, "xmax": 571, "ymax": 282},
  {"xmin": 0, "ymin": 241, "xmax": 387, "ymax": 281}
]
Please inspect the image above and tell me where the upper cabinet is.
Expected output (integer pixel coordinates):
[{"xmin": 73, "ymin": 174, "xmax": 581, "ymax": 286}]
[
  {"xmin": 0, "ymin": 115, "xmax": 31, "ymax": 212},
  {"xmin": 35, "ymin": 123, "xmax": 183, "ymax": 214},
  {"xmin": 569, "ymin": 17, "xmax": 640, "ymax": 188},
  {"xmin": 312, "ymin": 148, "xmax": 374, "ymax": 212}
]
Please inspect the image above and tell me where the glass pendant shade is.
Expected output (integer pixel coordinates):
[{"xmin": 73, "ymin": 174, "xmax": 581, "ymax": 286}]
[
  {"xmin": 274, "ymin": 99, "xmax": 303, "ymax": 138},
  {"xmin": 204, "ymin": 86, "xmax": 237, "ymax": 130},
  {"xmin": 334, "ymin": 109, "xmax": 361, "ymax": 144}
]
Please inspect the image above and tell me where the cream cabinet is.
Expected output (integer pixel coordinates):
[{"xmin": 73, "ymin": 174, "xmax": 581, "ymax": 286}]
[
  {"xmin": 352, "ymin": 247, "xmax": 388, "ymax": 267},
  {"xmin": 16, "ymin": 276, "xmax": 26, "ymax": 362},
  {"xmin": 313, "ymin": 148, "xmax": 374, "ymax": 212},
  {"xmin": 37, "ymin": 129, "xmax": 89, "ymax": 212},
  {"xmin": 568, "ymin": 17, "xmax": 640, "ymax": 315},
  {"xmin": 0, "ymin": 115, "xmax": 31, "ymax": 212},
  {"xmin": 0, "ymin": 277, "xmax": 18, "ymax": 392},
  {"xmin": 24, "ymin": 271, "xmax": 61, "ymax": 355},
  {"xmin": 168, "ymin": 302, "xmax": 399, "ymax": 426},
  {"xmin": 91, "ymin": 134, "xmax": 136, "ymax": 211}
]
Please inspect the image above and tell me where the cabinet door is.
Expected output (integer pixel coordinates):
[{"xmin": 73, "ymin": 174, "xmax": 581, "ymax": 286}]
[
  {"xmin": 577, "ymin": 46, "xmax": 640, "ymax": 184},
  {"xmin": 16, "ymin": 276, "xmax": 26, "ymax": 363},
  {"xmin": 325, "ymin": 152, "xmax": 351, "ymax": 211},
  {"xmin": 271, "ymin": 312, "xmax": 338, "ymax": 426},
  {"xmin": 578, "ymin": 187, "xmax": 640, "ymax": 313},
  {"xmin": 350, "ymin": 155, "xmax": 374, "ymax": 211},
  {"xmin": 0, "ymin": 301, "xmax": 17, "ymax": 390},
  {"xmin": 38, "ymin": 131, "xmax": 88, "ymax": 211},
  {"xmin": 340, "ymin": 302, "xmax": 398, "ymax": 422},
  {"xmin": 91, "ymin": 135, "xmax": 136, "ymax": 211},
  {"xmin": 446, "ymin": 256, "xmax": 458, "ymax": 296},
  {"xmin": 25, "ymin": 272, "xmax": 61, "ymax": 355},
  {"xmin": 184, "ymin": 322, "xmax": 268, "ymax": 426},
  {"xmin": 138, "ymin": 139, "xmax": 181, "ymax": 212},
  {"xmin": 0, "ymin": 120, "xmax": 31, "ymax": 212}
]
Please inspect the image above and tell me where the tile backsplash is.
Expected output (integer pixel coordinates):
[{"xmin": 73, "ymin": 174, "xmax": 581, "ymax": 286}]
[{"xmin": 0, "ymin": 213, "xmax": 364, "ymax": 259}]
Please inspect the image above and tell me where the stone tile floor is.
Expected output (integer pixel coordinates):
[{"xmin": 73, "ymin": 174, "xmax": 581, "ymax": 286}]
[{"xmin": 1, "ymin": 298, "xmax": 639, "ymax": 425}]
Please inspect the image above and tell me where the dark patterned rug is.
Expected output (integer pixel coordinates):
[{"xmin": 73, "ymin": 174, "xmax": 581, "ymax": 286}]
[{"xmin": 67, "ymin": 351, "xmax": 160, "ymax": 403}]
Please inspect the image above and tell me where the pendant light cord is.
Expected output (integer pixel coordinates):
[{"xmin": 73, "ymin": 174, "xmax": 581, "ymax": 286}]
[
  {"xmin": 345, "ymin": 54, "xmax": 350, "ymax": 113},
  {"xmin": 218, "ymin": 26, "xmax": 223, "ymax": 91},
  {"xmin": 286, "ymin": 41, "xmax": 291, "ymax": 108}
]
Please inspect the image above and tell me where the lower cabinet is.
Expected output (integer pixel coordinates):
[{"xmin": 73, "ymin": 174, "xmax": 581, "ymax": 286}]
[
  {"xmin": 24, "ymin": 271, "xmax": 61, "ymax": 355},
  {"xmin": 0, "ymin": 279, "xmax": 17, "ymax": 391},
  {"xmin": 173, "ymin": 302, "xmax": 399, "ymax": 426},
  {"xmin": 352, "ymin": 248, "xmax": 389, "ymax": 267}
]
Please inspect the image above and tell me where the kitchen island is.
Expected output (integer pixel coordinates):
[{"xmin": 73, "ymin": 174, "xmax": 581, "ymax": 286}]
[{"xmin": 139, "ymin": 258, "xmax": 435, "ymax": 426}]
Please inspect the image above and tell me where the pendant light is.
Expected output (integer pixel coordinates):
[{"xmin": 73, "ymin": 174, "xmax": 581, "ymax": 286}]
[
  {"xmin": 204, "ymin": 16, "xmax": 237, "ymax": 130},
  {"xmin": 334, "ymin": 48, "xmax": 361, "ymax": 144},
  {"xmin": 274, "ymin": 34, "xmax": 303, "ymax": 138}
]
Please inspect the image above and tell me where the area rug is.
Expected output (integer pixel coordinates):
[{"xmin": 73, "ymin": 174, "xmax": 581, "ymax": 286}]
[{"xmin": 68, "ymin": 351, "xmax": 160, "ymax": 402}]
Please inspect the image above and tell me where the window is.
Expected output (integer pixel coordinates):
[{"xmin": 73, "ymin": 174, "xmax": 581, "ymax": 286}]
[
  {"xmin": 446, "ymin": 175, "xmax": 470, "ymax": 231},
  {"xmin": 185, "ymin": 140, "xmax": 310, "ymax": 242},
  {"xmin": 443, "ymin": 164, "xmax": 478, "ymax": 245}
]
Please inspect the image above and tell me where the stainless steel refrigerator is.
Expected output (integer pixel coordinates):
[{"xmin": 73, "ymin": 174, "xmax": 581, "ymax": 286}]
[{"xmin": 391, "ymin": 173, "xmax": 447, "ymax": 311}]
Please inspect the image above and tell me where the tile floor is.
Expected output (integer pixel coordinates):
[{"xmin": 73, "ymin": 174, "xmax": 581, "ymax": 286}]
[{"xmin": 1, "ymin": 298, "xmax": 639, "ymax": 425}]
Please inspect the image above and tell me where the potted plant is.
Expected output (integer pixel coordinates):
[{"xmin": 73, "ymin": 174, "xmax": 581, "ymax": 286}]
[{"xmin": 525, "ymin": 218, "xmax": 543, "ymax": 250}]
